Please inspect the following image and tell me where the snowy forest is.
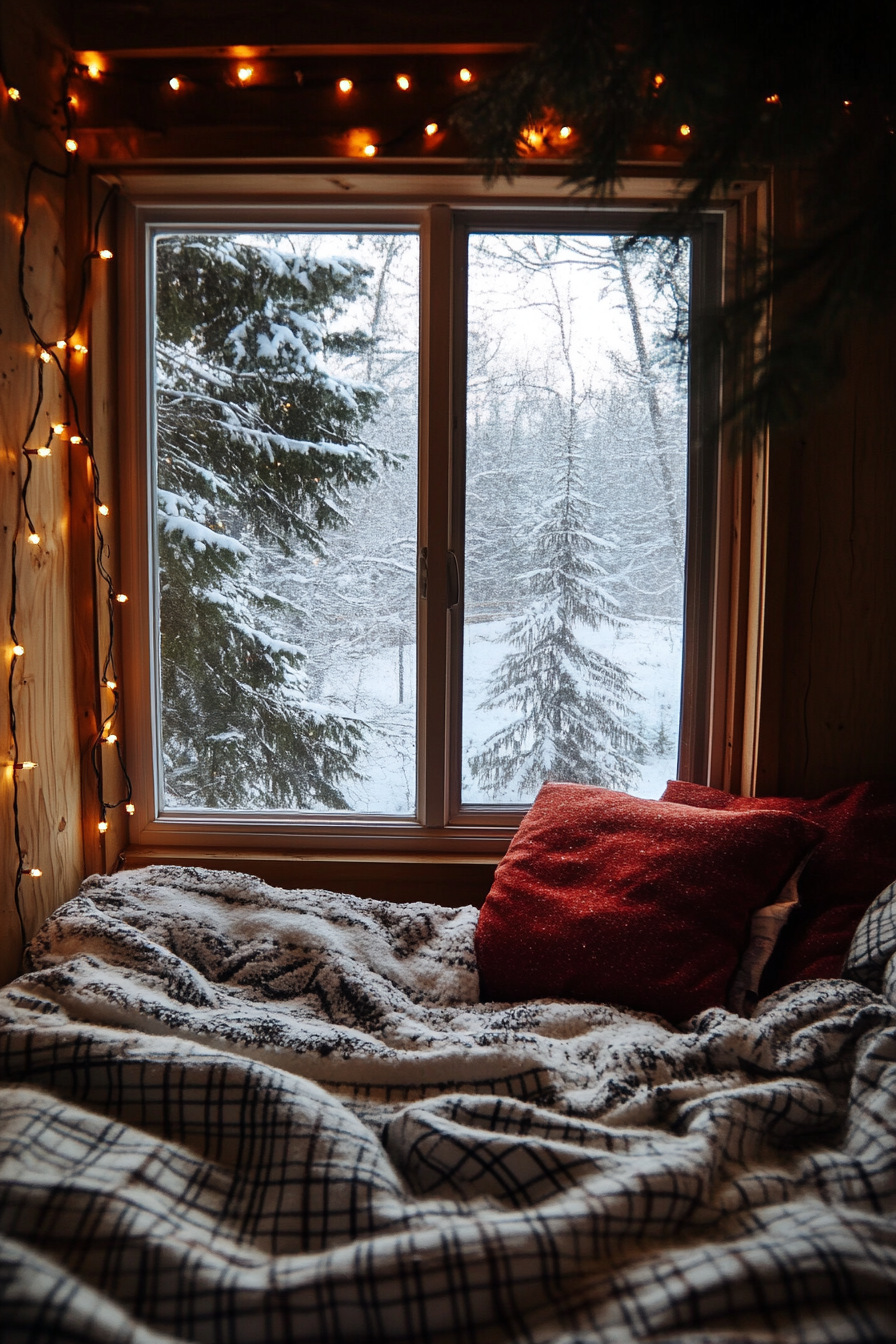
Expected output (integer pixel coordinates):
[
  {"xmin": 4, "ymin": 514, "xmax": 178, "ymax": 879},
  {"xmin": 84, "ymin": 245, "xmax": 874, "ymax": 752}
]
[{"xmin": 152, "ymin": 228, "xmax": 688, "ymax": 813}]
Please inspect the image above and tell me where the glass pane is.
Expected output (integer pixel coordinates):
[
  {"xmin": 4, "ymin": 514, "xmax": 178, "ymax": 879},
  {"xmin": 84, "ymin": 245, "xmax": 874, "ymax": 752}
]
[
  {"xmin": 462, "ymin": 233, "xmax": 689, "ymax": 804},
  {"xmin": 153, "ymin": 231, "xmax": 419, "ymax": 812}
]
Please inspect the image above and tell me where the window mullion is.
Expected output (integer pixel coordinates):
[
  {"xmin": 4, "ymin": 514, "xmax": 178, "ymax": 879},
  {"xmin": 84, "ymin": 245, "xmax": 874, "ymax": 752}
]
[{"xmin": 417, "ymin": 204, "xmax": 453, "ymax": 827}]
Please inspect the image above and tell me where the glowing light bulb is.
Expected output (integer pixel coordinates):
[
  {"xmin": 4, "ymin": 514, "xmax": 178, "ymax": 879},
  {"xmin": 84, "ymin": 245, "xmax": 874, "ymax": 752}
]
[
  {"xmin": 459, "ymin": 67, "xmax": 472, "ymax": 83},
  {"xmin": 37, "ymin": 447, "xmax": 52, "ymax": 458},
  {"xmin": 765, "ymin": 93, "xmax": 780, "ymax": 104},
  {"xmin": 362, "ymin": 143, "xmax": 377, "ymax": 157},
  {"xmin": 337, "ymin": 78, "xmax": 353, "ymax": 93},
  {"xmin": 12, "ymin": 645, "xmax": 24, "ymax": 656},
  {"xmin": 87, "ymin": 63, "xmax": 101, "ymax": 80},
  {"xmin": 396, "ymin": 74, "xmax": 410, "ymax": 90},
  {"xmin": 8, "ymin": 87, "xmax": 21, "ymax": 101},
  {"xmin": 30, "ymin": 868, "xmax": 41, "ymax": 878},
  {"xmin": 126, "ymin": 803, "xmax": 136, "ymax": 815},
  {"xmin": 16, "ymin": 761, "xmax": 36, "ymax": 770},
  {"xmin": 169, "ymin": 76, "xmax": 182, "ymax": 91},
  {"xmin": 56, "ymin": 339, "xmax": 67, "ymax": 349},
  {"xmin": 424, "ymin": 122, "xmax": 438, "ymax": 136},
  {"xmin": 105, "ymin": 679, "xmax": 117, "ymax": 689},
  {"xmin": 65, "ymin": 138, "xmax": 78, "ymax": 154},
  {"xmin": 98, "ymin": 819, "xmax": 108, "ymax": 833},
  {"xmin": 68, "ymin": 95, "xmax": 79, "ymax": 109},
  {"xmin": 99, "ymin": 248, "xmax": 113, "ymax": 260},
  {"xmin": 27, "ymin": 532, "xmax": 40, "ymax": 545},
  {"xmin": 237, "ymin": 66, "xmax": 254, "ymax": 83},
  {"xmin": 70, "ymin": 435, "xmax": 82, "ymax": 445},
  {"xmin": 653, "ymin": 73, "xmax": 665, "ymax": 88},
  {"xmin": 72, "ymin": 343, "xmax": 88, "ymax": 354},
  {"xmin": 115, "ymin": 593, "xmax": 128, "ymax": 603},
  {"xmin": 52, "ymin": 422, "xmax": 65, "ymax": 436},
  {"xmin": 105, "ymin": 733, "xmax": 118, "ymax": 744},
  {"xmin": 559, "ymin": 125, "xmax": 572, "ymax": 139},
  {"xmin": 39, "ymin": 350, "xmax": 51, "ymax": 363},
  {"xmin": 98, "ymin": 503, "xmax": 110, "ymax": 516},
  {"xmin": 679, "ymin": 123, "xmax": 691, "ymax": 137}
]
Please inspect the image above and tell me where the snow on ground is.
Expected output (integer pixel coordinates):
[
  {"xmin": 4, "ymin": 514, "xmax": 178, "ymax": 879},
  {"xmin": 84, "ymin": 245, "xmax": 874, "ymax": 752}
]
[{"xmin": 314, "ymin": 614, "xmax": 681, "ymax": 814}]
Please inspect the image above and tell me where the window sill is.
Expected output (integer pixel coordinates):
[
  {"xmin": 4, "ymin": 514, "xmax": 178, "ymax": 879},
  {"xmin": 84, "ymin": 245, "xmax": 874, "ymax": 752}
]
[{"xmin": 122, "ymin": 846, "xmax": 498, "ymax": 908}]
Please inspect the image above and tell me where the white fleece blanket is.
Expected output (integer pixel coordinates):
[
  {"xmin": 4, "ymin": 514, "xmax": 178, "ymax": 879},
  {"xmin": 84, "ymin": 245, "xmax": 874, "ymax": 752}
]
[{"xmin": 1, "ymin": 865, "xmax": 895, "ymax": 1342}]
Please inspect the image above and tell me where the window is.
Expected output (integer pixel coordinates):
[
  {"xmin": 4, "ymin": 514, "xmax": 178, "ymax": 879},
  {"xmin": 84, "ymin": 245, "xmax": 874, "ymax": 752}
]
[{"xmin": 118, "ymin": 179, "xmax": 758, "ymax": 858}]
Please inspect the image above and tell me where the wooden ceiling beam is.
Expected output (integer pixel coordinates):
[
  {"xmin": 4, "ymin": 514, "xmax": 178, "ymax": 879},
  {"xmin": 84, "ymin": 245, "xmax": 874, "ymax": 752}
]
[{"xmin": 67, "ymin": 0, "xmax": 547, "ymax": 57}]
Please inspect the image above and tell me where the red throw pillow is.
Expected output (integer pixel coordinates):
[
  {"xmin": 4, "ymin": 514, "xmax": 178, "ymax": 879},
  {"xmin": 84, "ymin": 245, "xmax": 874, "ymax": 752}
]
[
  {"xmin": 660, "ymin": 780, "xmax": 896, "ymax": 984},
  {"xmin": 475, "ymin": 783, "xmax": 822, "ymax": 1022}
]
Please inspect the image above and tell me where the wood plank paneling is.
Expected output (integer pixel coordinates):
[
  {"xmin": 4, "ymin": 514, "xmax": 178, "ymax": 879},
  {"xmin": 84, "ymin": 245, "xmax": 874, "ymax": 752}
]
[
  {"xmin": 0, "ymin": 6, "xmax": 85, "ymax": 984},
  {"xmin": 760, "ymin": 310, "xmax": 896, "ymax": 796}
]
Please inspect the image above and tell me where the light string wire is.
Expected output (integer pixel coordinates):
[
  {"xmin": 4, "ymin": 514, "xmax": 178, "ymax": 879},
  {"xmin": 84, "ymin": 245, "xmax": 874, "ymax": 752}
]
[{"xmin": 7, "ymin": 57, "xmax": 132, "ymax": 954}]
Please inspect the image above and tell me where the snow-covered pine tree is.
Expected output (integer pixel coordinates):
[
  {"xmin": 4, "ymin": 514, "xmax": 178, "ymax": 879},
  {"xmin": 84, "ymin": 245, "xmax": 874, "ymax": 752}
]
[
  {"xmin": 469, "ymin": 266, "xmax": 641, "ymax": 796},
  {"xmin": 154, "ymin": 234, "xmax": 387, "ymax": 809}
]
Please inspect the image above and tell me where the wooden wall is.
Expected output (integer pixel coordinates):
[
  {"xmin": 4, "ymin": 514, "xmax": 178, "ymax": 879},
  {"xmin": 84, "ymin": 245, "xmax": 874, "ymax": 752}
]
[
  {"xmin": 0, "ymin": 1, "xmax": 894, "ymax": 987},
  {"xmin": 0, "ymin": 3, "xmax": 84, "ymax": 983},
  {"xmin": 758, "ymin": 309, "xmax": 896, "ymax": 796}
]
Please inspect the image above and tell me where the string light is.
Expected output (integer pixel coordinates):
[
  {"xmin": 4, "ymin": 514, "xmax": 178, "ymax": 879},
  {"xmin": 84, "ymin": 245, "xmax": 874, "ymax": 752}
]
[
  {"xmin": 237, "ymin": 66, "xmax": 254, "ymax": 83},
  {"xmin": 98, "ymin": 503, "xmax": 110, "ymax": 516},
  {"xmin": 362, "ymin": 143, "xmax": 377, "ymax": 157},
  {"xmin": 8, "ymin": 87, "xmax": 21, "ymax": 101},
  {"xmin": 115, "ymin": 593, "xmax": 128, "ymax": 603},
  {"xmin": 679, "ymin": 124, "xmax": 692, "ymax": 136},
  {"xmin": 87, "ymin": 63, "xmax": 102, "ymax": 79},
  {"xmin": 10, "ymin": 94, "xmax": 133, "ymax": 960},
  {"xmin": 98, "ymin": 820, "xmax": 108, "ymax": 833},
  {"xmin": 425, "ymin": 122, "xmax": 439, "ymax": 136},
  {"xmin": 337, "ymin": 78, "xmax": 353, "ymax": 93},
  {"xmin": 169, "ymin": 77, "xmax": 182, "ymax": 91},
  {"xmin": 98, "ymin": 248, "xmax": 113, "ymax": 260},
  {"xmin": 559, "ymin": 126, "xmax": 572, "ymax": 139},
  {"xmin": 105, "ymin": 733, "xmax": 118, "ymax": 745},
  {"xmin": 396, "ymin": 74, "xmax": 411, "ymax": 90},
  {"xmin": 459, "ymin": 68, "xmax": 473, "ymax": 83},
  {"xmin": 765, "ymin": 93, "xmax": 780, "ymax": 104},
  {"xmin": 105, "ymin": 679, "xmax": 117, "ymax": 689},
  {"xmin": 653, "ymin": 73, "xmax": 665, "ymax": 88},
  {"xmin": 125, "ymin": 803, "xmax": 135, "ymax": 815}
]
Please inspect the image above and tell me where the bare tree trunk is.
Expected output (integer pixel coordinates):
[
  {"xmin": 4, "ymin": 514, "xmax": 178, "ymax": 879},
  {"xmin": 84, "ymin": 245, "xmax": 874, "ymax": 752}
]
[{"xmin": 612, "ymin": 239, "xmax": 684, "ymax": 564}]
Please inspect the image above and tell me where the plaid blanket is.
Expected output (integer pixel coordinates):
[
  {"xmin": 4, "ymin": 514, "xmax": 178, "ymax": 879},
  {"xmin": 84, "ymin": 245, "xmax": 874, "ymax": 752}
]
[{"xmin": 1, "ymin": 866, "xmax": 895, "ymax": 1342}]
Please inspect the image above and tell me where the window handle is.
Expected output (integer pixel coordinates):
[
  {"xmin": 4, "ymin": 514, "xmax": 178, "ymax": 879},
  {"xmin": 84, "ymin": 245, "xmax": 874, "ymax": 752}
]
[{"xmin": 447, "ymin": 550, "xmax": 460, "ymax": 608}]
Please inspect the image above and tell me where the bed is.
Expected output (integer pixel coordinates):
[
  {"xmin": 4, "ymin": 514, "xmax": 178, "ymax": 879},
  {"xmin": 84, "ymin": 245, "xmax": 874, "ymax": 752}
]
[{"xmin": 2, "ymin": 856, "xmax": 895, "ymax": 1342}]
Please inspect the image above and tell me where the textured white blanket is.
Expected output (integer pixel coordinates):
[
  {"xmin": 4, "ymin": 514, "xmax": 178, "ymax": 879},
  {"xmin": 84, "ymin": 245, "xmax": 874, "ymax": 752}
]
[{"xmin": 1, "ymin": 865, "xmax": 895, "ymax": 1342}]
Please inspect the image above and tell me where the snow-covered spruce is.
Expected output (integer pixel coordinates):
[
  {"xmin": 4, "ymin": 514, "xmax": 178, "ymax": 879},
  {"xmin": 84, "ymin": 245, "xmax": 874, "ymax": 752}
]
[{"xmin": 155, "ymin": 235, "xmax": 387, "ymax": 809}]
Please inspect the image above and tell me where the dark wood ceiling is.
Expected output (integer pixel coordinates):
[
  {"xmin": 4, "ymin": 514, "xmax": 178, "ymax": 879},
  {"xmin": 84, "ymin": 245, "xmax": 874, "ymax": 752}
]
[{"xmin": 65, "ymin": 1, "xmax": 550, "ymax": 56}]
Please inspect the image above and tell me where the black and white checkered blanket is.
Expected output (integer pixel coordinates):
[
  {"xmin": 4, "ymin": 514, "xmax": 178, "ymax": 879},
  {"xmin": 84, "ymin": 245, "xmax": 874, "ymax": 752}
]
[{"xmin": 2, "ymin": 866, "xmax": 896, "ymax": 1342}]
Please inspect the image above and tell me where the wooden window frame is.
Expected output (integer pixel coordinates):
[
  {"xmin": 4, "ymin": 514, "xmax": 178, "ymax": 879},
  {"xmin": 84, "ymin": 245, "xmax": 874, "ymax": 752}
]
[{"xmin": 101, "ymin": 166, "xmax": 770, "ymax": 874}]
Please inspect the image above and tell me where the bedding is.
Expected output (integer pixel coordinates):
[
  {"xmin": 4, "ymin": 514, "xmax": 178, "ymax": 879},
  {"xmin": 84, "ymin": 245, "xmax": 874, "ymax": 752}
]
[{"xmin": 0, "ymin": 865, "xmax": 895, "ymax": 1342}]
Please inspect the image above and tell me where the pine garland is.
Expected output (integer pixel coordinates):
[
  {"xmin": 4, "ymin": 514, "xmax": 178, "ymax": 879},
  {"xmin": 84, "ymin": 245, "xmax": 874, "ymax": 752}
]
[{"xmin": 454, "ymin": 0, "xmax": 896, "ymax": 427}]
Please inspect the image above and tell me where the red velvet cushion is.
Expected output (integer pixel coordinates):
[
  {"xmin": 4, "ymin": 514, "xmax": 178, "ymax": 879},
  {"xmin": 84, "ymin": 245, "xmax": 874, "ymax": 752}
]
[
  {"xmin": 660, "ymin": 780, "xmax": 896, "ymax": 984},
  {"xmin": 475, "ymin": 783, "xmax": 822, "ymax": 1022}
]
